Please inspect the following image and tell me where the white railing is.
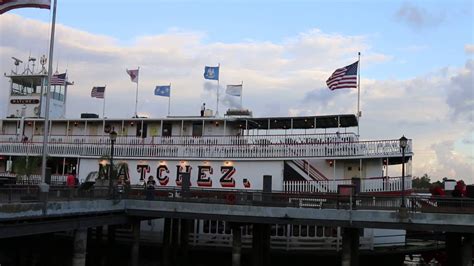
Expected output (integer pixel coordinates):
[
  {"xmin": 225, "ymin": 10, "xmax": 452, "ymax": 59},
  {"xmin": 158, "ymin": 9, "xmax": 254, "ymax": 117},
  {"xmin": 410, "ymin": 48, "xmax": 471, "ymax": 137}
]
[
  {"xmin": 284, "ymin": 176, "xmax": 413, "ymax": 193},
  {"xmin": 361, "ymin": 176, "xmax": 413, "ymax": 192},
  {"xmin": 0, "ymin": 134, "xmax": 412, "ymax": 159},
  {"xmin": 0, "ymin": 172, "xmax": 67, "ymax": 185},
  {"xmin": 284, "ymin": 179, "xmax": 352, "ymax": 193}
]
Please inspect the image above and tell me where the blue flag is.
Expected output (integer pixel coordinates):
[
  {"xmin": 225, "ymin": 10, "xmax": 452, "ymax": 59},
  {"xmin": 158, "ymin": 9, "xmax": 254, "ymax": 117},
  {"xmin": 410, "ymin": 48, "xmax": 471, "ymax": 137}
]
[
  {"xmin": 204, "ymin": 66, "xmax": 219, "ymax": 80},
  {"xmin": 154, "ymin": 85, "xmax": 171, "ymax": 97}
]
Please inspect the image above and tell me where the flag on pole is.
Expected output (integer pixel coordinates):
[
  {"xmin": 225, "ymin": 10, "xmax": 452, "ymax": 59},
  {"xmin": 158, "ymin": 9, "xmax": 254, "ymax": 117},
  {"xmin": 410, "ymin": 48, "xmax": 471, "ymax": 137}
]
[
  {"xmin": 204, "ymin": 66, "xmax": 219, "ymax": 80},
  {"xmin": 50, "ymin": 73, "xmax": 66, "ymax": 85},
  {"xmin": 226, "ymin": 84, "xmax": 242, "ymax": 96},
  {"xmin": 154, "ymin": 85, "xmax": 171, "ymax": 97},
  {"xmin": 126, "ymin": 69, "xmax": 139, "ymax": 83},
  {"xmin": 326, "ymin": 61, "xmax": 358, "ymax": 90},
  {"xmin": 0, "ymin": 0, "xmax": 50, "ymax": 14},
  {"xmin": 91, "ymin": 86, "xmax": 105, "ymax": 98}
]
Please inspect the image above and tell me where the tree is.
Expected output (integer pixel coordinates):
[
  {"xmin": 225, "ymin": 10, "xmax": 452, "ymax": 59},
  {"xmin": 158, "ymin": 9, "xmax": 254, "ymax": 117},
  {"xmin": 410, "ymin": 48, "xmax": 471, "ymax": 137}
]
[
  {"xmin": 412, "ymin": 173, "xmax": 431, "ymax": 189},
  {"xmin": 13, "ymin": 156, "xmax": 41, "ymax": 183}
]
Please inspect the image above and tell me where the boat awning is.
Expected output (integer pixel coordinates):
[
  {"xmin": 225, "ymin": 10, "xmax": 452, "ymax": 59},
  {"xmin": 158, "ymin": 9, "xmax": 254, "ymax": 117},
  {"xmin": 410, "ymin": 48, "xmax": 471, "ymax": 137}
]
[{"xmin": 231, "ymin": 114, "xmax": 358, "ymax": 129}]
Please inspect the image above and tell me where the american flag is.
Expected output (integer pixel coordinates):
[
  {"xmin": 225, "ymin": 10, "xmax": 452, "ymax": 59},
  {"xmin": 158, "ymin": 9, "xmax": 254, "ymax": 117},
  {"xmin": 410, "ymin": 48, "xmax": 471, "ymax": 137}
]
[
  {"xmin": 50, "ymin": 73, "xmax": 66, "ymax": 86},
  {"xmin": 326, "ymin": 61, "xmax": 358, "ymax": 90},
  {"xmin": 91, "ymin": 86, "xmax": 105, "ymax": 98},
  {"xmin": 0, "ymin": 0, "xmax": 51, "ymax": 15}
]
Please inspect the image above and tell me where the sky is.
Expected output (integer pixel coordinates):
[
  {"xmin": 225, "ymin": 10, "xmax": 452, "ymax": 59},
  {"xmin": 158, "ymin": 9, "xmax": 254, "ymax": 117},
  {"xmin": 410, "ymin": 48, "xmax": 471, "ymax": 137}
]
[{"xmin": 0, "ymin": 0, "xmax": 473, "ymax": 183}]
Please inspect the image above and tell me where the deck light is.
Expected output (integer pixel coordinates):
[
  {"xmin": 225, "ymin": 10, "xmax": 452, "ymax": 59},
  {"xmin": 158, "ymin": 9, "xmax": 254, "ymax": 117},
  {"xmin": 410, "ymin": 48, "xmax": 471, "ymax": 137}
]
[
  {"xmin": 109, "ymin": 130, "xmax": 118, "ymax": 197},
  {"xmin": 399, "ymin": 135, "xmax": 408, "ymax": 208}
]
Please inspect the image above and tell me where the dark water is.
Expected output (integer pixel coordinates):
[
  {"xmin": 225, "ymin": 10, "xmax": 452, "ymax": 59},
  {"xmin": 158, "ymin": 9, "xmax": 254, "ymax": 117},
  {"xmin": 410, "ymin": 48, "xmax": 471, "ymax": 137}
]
[{"xmin": 0, "ymin": 234, "xmax": 406, "ymax": 266}]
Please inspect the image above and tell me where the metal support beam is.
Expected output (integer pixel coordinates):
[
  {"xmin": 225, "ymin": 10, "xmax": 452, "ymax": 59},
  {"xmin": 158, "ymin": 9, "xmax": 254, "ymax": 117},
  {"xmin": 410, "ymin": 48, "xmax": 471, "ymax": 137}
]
[
  {"xmin": 252, "ymin": 223, "xmax": 270, "ymax": 266},
  {"xmin": 162, "ymin": 218, "xmax": 172, "ymax": 266},
  {"xmin": 179, "ymin": 219, "xmax": 191, "ymax": 265},
  {"xmin": 130, "ymin": 220, "xmax": 140, "ymax": 266},
  {"xmin": 232, "ymin": 223, "xmax": 242, "ymax": 266},
  {"xmin": 447, "ymin": 232, "xmax": 463, "ymax": 266},
  {"xmin": 341, "ymin": 227, "xmax": 359, "ymax": 266},
  {"xmin": 72, "ymin": 228, "xmax": 88, "ymax": 266},
  {"xmin": 461, "ymin": 234, "xmax": 473, "ymax": 266}
]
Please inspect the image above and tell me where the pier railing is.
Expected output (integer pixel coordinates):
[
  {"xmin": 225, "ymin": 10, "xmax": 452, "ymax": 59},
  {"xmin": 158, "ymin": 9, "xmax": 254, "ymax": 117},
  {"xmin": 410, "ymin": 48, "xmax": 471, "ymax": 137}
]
[
  {"xmin": 0, "ymin": 185, "xmax": 471, "ymax": 215},
  {"xmin": 0, "ymin": 134, "xmax": 412, "ymax": 159}
]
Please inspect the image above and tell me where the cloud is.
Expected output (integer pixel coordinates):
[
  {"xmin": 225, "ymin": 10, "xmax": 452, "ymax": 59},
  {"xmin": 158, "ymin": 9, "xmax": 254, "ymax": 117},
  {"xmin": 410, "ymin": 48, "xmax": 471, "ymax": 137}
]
[
  {"xmin": 430, "ymin": 141, "xmax": 474, "ymax": 183},
  {"xmin": 446, "ymin": 60, "xmax": 474, "ymax": 122},
  {"xmin": 394, "ymin": 3, "xmax": 445, "ymax": 30},
  {"xmin": 398, "ymin": 45, "xmax": 429, "ymax": 53},
  {"xmin": 465, "ymin": 44, "xmax": 474, "ymax": 54}
]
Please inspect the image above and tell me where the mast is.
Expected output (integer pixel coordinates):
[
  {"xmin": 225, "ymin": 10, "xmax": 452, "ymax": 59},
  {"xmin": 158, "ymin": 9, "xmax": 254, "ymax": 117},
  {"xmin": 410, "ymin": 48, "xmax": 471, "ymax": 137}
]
[
  {"xmin": 216, "ymin": 63, "xmax": 220, "ymax": 116},
  {"xmin": 41, "ymin": 0, "xmax": 58, "ymax": 183},
  {"xmin": 357, "ymin": 52, "xmax": 361, "ymax": 136}
]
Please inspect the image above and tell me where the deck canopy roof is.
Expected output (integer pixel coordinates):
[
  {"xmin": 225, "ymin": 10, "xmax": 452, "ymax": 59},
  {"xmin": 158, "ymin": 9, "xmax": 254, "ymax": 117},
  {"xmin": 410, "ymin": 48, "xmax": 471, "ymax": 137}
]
[
  {"xmin": 229, "ymin": 114, "xmax": 358, "ymax": 129},
  {"xmin": 4, "ymin": 114, "xmax": 358, "ymax": 130},
  {"xmin": 132, "ymin": 114, "xmax": 358, "ymax": 130}
]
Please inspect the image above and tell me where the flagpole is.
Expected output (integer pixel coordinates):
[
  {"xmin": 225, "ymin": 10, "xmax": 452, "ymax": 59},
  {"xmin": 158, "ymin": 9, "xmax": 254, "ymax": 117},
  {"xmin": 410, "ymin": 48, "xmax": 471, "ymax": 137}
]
[
  {"xmin": 41, "ymin": 0, "xmax": 57, "ymax": 184},
  {"xmin": 102, "ymin": 85, "xmax": 107, "ymax": 118},
  {"xmin": 216, "ymin": 63, "xmax": 220, "ymax": 116},
  {"xmin": 134, "ymin": 66, "xmax": 140, "ymax": 117},
  {"xmin": 168, "ymin": 83, "xmax": 171, "ymax": 116},
  {"xmin": 357, "ymin": 52, "xmax": 361, "ymax": 136},
  {"xmin": 240, "ymin": 80, "xmax": 243, "ymax": 109}
]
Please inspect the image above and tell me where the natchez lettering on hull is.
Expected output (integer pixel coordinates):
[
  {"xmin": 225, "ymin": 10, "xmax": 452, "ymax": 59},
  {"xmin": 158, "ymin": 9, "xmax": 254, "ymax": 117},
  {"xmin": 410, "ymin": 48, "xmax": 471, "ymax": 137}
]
[{"xmin": 81, "ymin": 159, "xmax": 281, "ymax": 190}]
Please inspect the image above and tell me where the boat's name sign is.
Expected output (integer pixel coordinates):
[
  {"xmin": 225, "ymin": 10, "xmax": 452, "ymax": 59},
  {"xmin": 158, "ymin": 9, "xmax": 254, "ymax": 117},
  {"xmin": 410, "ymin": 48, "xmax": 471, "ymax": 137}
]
[
  {"xmin": 10, "ymin": 99, "xmax": 40, "ymax": 104},
  {"xmin": 98, "ymin": 162, "xmax": 251, "ymax": 189}
]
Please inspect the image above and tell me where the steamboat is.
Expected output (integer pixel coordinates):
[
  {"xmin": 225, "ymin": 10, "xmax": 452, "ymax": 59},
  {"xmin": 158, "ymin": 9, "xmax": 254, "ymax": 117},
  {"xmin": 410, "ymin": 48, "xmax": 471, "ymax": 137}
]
[{"xmin": 0, "ymin": 57, "xmax": 413, "ymax": 252}]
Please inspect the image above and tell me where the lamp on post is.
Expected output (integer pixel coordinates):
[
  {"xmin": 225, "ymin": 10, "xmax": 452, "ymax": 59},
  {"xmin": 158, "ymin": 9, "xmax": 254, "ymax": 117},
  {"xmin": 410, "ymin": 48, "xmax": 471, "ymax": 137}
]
[
  {"xmin": 399, "ymin": 135, "xmax": 408, "ymax": 208},
  {"xmin": 109, "ymin": 130, "xmax": 118, "ymax": 196}
]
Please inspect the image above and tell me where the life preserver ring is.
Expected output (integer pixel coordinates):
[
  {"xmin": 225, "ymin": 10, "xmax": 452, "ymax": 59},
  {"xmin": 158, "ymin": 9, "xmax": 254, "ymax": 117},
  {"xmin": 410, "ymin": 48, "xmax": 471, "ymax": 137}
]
[{"xmin": 226, "ymin": 194, "xmax": 236, "ymax": 205}]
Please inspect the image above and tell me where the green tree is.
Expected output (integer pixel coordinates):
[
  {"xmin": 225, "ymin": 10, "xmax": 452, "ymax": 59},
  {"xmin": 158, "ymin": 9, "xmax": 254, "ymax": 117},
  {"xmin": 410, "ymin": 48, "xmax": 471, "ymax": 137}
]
[
  {"xmin": 412, "ymin": 173, "xmax": 431, "ymax": 189},
  {"xmin": 13, "ymin": 156, "xmax": 41, "ymax": 182}
]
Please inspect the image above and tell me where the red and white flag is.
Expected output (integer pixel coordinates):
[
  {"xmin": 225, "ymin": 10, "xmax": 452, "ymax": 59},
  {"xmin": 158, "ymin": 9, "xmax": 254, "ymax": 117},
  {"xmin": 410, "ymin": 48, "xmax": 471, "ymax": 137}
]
[
  {"xmin": 0, "ymin": 0, "xmax": 50, "ymax": 14},
  {"xmin": 126, "ymin": 69, "xmax": 139, "ymax": 83}
]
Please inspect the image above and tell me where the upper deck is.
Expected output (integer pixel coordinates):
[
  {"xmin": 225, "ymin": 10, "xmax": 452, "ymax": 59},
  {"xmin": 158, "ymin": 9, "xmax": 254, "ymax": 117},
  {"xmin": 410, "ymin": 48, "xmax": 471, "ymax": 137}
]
[
  {"xmin": 0, "ymin": 133, "xmax": 412, "ymax": 160},
  {"xmin": 0, "ymin": 113, "xmax": 412, "ymax": 160}
]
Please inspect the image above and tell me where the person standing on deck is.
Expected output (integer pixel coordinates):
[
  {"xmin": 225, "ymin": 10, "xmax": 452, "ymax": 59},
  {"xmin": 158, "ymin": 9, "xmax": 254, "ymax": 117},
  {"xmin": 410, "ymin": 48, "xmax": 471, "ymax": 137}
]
[
  {"xmin": 201, "ymin": 103, "xmax": 206, "ymax": 117},
  {"xmin": 145, "ymin": 176, "xmax": 156, "ymax": 200},
  {"xmin": 66, "ymin": 173, "xmax": 76, "ymax": 198},
  {"xmin": 66, "ymin": 173, "xmax": 75, "ymax": 187}
]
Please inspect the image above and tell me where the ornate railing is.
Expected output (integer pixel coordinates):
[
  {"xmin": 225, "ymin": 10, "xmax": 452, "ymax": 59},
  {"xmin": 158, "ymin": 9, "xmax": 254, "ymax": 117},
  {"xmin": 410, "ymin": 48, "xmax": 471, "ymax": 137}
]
[{"xmin": 0, "ymin": 134, "xmax": 412, "ymax": 159}]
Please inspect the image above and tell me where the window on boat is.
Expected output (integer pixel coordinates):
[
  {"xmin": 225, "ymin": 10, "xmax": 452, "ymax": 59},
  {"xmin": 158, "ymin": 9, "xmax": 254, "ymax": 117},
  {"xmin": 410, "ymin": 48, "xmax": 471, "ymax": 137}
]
[
  {"xmin": 162, "ymin": 123, "xmax": 172, "ymax": 137},
  {"xmin": 192, "ymin": 123, "xmax": 203, "ymax": 137}
]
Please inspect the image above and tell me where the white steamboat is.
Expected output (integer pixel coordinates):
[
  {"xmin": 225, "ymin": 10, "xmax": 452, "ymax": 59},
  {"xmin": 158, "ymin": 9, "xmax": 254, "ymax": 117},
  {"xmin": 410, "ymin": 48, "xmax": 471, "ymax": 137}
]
[{"xmin": 0, "ymin": 58, "xmax": 413, "ymax": 251}]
